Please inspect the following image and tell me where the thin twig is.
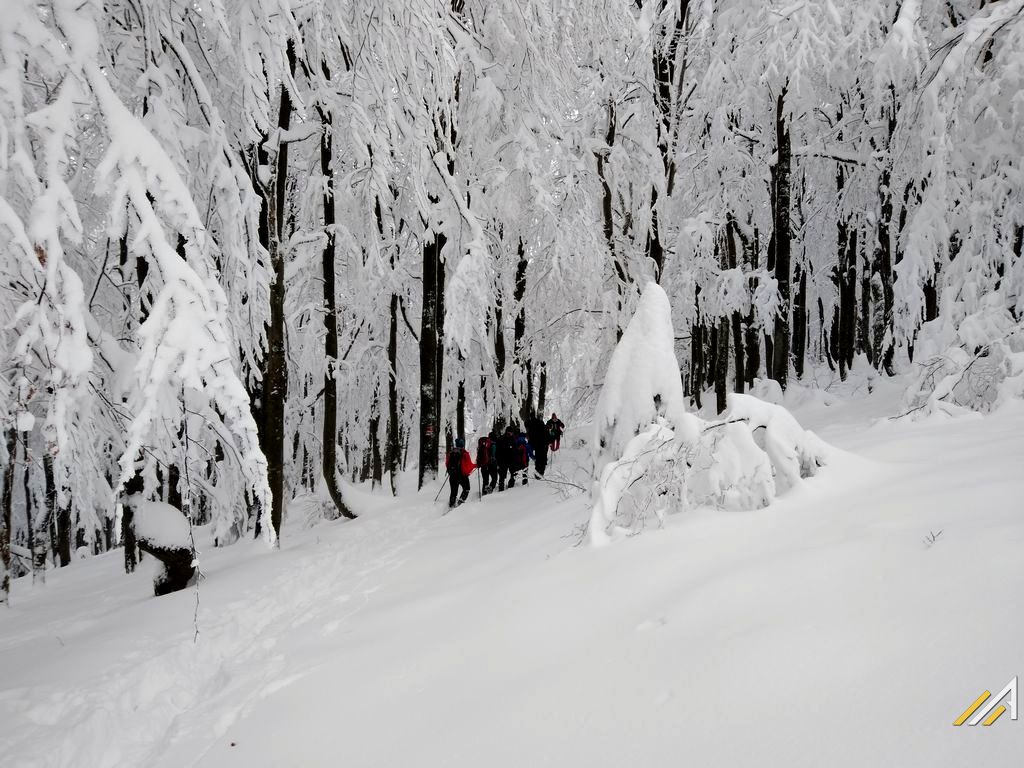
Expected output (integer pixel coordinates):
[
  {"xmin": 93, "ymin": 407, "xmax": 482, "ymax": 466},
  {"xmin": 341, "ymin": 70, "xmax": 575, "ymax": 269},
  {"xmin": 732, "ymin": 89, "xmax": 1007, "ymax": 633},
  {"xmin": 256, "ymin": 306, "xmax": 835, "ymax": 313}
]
[{"xmin": 533, "ymin": 475, "xmax": 587, "ymax": 492}]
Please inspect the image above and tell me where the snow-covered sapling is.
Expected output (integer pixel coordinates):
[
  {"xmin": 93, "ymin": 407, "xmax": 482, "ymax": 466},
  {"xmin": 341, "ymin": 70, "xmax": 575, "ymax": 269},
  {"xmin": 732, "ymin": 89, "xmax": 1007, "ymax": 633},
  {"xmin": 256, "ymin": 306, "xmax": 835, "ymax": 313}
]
[{"xmin": 589, "ymin": 282, "xmax": 831, "ymax": 545}]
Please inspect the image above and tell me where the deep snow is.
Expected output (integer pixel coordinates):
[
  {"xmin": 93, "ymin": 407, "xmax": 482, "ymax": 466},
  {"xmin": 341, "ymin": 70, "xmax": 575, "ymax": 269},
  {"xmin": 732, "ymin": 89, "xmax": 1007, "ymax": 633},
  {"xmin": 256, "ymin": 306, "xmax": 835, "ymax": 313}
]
[{"xmin": 2, "ymin": 379, "xmax": 1024, "ymax": 767}]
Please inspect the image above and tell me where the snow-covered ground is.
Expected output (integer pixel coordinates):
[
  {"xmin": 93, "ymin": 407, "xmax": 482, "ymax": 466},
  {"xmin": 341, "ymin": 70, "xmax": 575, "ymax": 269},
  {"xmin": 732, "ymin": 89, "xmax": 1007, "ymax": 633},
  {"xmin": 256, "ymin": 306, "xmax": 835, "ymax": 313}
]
[{"xmin": 2, "ymin": 381, "xmax": 1024, "ymax": 766}]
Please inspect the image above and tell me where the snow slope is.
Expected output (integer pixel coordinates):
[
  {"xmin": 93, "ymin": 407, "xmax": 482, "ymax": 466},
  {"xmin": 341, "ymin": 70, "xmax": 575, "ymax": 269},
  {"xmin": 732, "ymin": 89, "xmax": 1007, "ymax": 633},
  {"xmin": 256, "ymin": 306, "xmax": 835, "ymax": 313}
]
[{"xmin": 2, "ymin": 385, "xmax": 1024, "ymax": 766}]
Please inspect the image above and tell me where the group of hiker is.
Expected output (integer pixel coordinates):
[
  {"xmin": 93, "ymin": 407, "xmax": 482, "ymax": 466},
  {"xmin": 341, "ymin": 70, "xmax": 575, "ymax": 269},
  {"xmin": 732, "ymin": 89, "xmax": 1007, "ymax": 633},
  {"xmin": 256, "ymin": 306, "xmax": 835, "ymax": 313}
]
[{"xmin": 443, "ymin": 413, "xmax": 566, "ymax": 509}]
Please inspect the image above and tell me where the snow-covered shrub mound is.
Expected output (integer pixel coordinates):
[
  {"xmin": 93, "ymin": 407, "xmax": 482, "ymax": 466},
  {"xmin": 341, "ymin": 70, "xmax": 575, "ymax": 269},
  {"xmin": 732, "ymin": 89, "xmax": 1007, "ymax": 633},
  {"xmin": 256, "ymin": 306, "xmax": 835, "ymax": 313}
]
[
  {"xmin": 131, "ymin": 500, "xmax": 196, "ymax": 596},
  {"xmin": 904, "ymin": 306, "xmax": 1024, "ymax": 417},
  {"xmin": 686, "ymin": 419, "xmax": 775, "ymax": 510},
  {"xmin": 589, "ymin": 283, "xmax": 830, "ymax": 546},
  {"xmin": 722, "ymin": 395, "xmax": 830, "ymax": 492}
]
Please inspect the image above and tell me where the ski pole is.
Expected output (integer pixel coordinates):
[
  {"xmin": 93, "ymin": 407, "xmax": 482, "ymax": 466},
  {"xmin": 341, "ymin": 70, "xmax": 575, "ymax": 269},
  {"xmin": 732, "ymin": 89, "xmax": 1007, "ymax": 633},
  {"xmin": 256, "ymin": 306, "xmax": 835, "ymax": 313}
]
[{"xmin": 433, "ymin": 475, "xmax": 446, "ymax": 502}]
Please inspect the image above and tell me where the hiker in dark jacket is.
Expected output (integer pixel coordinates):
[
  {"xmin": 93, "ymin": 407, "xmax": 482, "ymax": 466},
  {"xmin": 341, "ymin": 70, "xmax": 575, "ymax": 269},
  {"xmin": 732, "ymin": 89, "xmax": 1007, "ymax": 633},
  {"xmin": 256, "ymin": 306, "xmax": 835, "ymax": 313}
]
[
  {"xmin": 546, "ymin": 413, "xmax": 565, "ymax": 451},
  {"xmin": 526, "ymin": 415, "xmax": 550, "ymax": 477},
  {"xmin": 496, "ymin": 426, "xmax": 517, "ymax": 491},
  {"xmin": 445, "ymin": 437, "xmax": 475, "ymax": 508},
  {"xmin": 476, "ymin": 431, "xmax": 498, "ymax": 494},
  {"xmin": 495, "ymin": 426, "xmax": 513, "ymax": 491}
]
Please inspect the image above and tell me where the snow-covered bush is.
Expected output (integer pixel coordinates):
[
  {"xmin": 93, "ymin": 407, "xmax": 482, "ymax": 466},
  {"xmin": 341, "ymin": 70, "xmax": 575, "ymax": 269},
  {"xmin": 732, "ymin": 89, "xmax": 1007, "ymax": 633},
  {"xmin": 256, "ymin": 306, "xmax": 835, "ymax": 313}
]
[
  {"xmin": 687, "ymin": 419, "xmax": 774, "ymax": 510},
  {"xmin": 589, "ymin": 283, "xmax": 830, "ymax": 545},
  {"xmin": 590, "ymin": 420, "xmax": 679, "ymax": 545},
  {"xmin": 722, "ymin": 395, "xmax": 831, "ymax": 493},
  {"xmin": 904, "ymin": 306, "xmax": 1024, "ymax": 417}
]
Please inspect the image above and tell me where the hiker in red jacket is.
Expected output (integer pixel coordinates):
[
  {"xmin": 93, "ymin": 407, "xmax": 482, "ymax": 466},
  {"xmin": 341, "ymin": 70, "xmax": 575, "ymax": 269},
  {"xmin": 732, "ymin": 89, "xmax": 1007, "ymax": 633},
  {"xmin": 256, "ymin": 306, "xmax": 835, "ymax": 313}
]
[{"xmin": 445, "ymin": 437, "xmax": 476, "ymax": 508}]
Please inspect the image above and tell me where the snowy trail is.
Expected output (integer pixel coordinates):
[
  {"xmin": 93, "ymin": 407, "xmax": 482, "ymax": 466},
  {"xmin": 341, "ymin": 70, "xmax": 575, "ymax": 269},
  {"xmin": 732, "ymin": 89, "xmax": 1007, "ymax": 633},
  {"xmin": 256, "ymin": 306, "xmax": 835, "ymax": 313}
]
[
  {"xmin": 3, "ymin": 399, "xmax": 1024, "ymax": 766},
  {"xmin": 0, "ymin": 490, "xmax": 437, "ymax": 768},
  {"xmin": 200, "ymin": 408, "xmax": 1024, "ymax": 767}
]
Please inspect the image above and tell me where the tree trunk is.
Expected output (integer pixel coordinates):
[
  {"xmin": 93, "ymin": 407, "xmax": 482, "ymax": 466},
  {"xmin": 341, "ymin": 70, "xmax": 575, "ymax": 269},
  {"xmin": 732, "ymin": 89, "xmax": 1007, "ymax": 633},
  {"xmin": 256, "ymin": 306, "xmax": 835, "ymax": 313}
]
[
  {"xmin": 55, "ymin": 490, "xmax": 70, "ymax": 568},
  {"xmin": 521, "ymin": 360, "xmax": 534, "ymax": 423},
  {"xmin": 841, "ymin": 228, "xmax": 858, "ymax": 375},
  {"xmin": 771, "ymin": 85, "xmax": 792, "ymax": 389},
  {"xmin": 120, "ymin": 464, "xmax": 142, "ymax": 574},
  {"xmin": 596, "ymin": 102, "xmax": 628, "ymax": 338},
  {"xmin": 492, "ymin": 282, "xmax": 508, "ymax": 426},
  {"xmin": 714, "ymin": 317, "xmax": 729, "ymax": 414},
  {"xmin": 166, "ymin": 463, "xmax": 181, "ymax": 510},
  {"xmin": 418, "ymin": 231, "xmax": 446, "ymax": 489},
  {"xmin": 647, "ymin": 0, "xmax": 687, "ymax": 283},
  {"xmin": 707, "ymin": 323, "xmax": 718, "ymax": 400},
  {"xmin": 262, "ymin": 42, "xmax": 297, "ymax": 541},
  {"xmin": 744, "ymin": 227, "xmax": 761, "ymax": 389},
  {"xmin": 724, "ymin": 215, "xmax": 745, "ymax": 394},
  {"xmin": 40, "ymin": 453, "xmax": 54, "ymax": 573},
  {"xmin": 319, "ymin": 92, "xmax": 356, "ymax": 519},
  {"xmin": 104, "ymin": 511, "xmax": 114, "ymax": 552},
  {"xmin": 456, "ymin": 376, "xmax": 466, "ymax": 441},
  {"xmin": 875, "ymin": 175, "xmax": 895, "ymax": 375},
  {"xmin": 1, "ymin": 426, "xmax": 15, "ymax": 605},
  {"xmin": 690, "ymin": 292, "xmax": 704, "ymax": 409},
  {"xmin": 537, "ymin": 362, "xmax": 547, "ymax": 417},
  {"xmin": 833, "ymin": 156, "xmax": 848, "ymax": 379},
  {"xmin": 648, "ymin": 196, "xmax": 664, "ymax": 283},
  {"xmin": 41, "ymin": 453, "xmax": 69, "ymax": 568},
  {"xmin": 386, "ymin": 291, "xmax": 400, "ymax": 495},
  {"xmin": 792, "ymin": 264, "xmax": 807, "ymax": 379},
  {"xmin": 859, "ymin": 255, "xmax": 872, "ymax": 363},
  {"xmin": 923, "ymin": 273, "xmax": 939, "ymax": 324},
  {"xmin": 137, "ymin": 537, "xmax": 196, "ymax": 597},
  {"xmin": 873, "ymin": 90, "xmax": 897, "ymax": 375},
  {"xmin": 744, "ymin": 314, "xmax": 760, "ymax": 388},
  {"xmin": 22, "ymin": 432, "xmax": 40, "ymax": 582},
  {"xmin": 513, "ymin": 240, "xmax": 532, "ymax": 422},
  {"xmin": 131, "ymin": 492, "xmax": 195, "ymax": 597},
  {"xmin": 243, "ymin": 131, "xmax": 271, "ymax": 537},
  {"xmin": 369, "ymin": 393, "xmax": 383, "ymax": 490},
  {"xmin": 731, "ymin": 313, "xmax": 744, "ymax": 394}
]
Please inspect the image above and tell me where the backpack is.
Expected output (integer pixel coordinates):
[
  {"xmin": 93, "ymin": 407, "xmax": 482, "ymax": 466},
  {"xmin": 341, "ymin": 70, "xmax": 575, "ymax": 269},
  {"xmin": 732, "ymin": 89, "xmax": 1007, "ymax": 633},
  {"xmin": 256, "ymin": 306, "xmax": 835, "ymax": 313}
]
[
  {"xmin": 499, "ymin": 433, "xmax": 515, "ymax": 463},
  {"xmin": 476, "ymin": 437, "xmax": 492, "ymax": 466},
  {"xmin": 461, "ymin": 450, "xmax": 475, "ymax": 476},
  {"xmin": 515, "ymin": 441, "xmax": 528, "ymax": 470},
  {"xmin": 447, "ymin": 449, "xmax": 465, "ymax": 478}
]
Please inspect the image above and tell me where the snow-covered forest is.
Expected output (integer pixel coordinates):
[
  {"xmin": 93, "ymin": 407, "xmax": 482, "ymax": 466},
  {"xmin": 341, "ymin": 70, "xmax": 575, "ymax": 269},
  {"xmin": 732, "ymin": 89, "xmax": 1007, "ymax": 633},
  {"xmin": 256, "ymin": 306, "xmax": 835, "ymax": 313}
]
[
  {"xmin": 3, "ymin": 0, "xmax": 1022, "ymax": 587},
  {"xmin": 1, "ymin": 1, "xmax": 1024, "ymax": 763}
]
